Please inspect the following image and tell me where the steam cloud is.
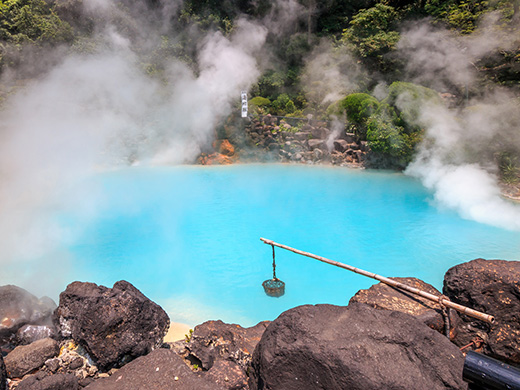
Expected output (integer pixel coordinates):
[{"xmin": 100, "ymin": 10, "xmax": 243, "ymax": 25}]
[
  {"xmin": 0, "ymin": 0, "xmax": 267, "ymax": 293},
  {"xmin": 302, "ymin": 39, "xmax": 365, "ymax": 106},
  {"xmin": 399, "ymin": 18, "xmax": 520, "ymax": 231}
]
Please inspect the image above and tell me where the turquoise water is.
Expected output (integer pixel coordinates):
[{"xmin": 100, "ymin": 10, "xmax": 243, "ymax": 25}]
[{"xmin": 59, "ymin": 164, "xmax": 520, "ymax": 326}]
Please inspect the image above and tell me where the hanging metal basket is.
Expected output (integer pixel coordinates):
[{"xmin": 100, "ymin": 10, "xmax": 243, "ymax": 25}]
[
  {"xmin": 262, "ymin": 244, "xmax": 285, "ymax": 297},
  {"xmin": 262, "ymin": 278, "xmax": 285, "ymax": 297}
]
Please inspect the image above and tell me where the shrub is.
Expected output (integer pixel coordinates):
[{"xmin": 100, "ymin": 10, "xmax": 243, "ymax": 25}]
[
  {"xmin": 285, "ymin": 99, "xmax": 296, "ymax": 114},
  {"xmin": 383, "ymin": 81, "xmax": 440, "ymax": 133},
  {"xmin": 341, "ymin": 4, "xmax": 401, "ymax": 71},
  {"xmin": 271, "ymin": 93, "xmax": 297, "ymax": 115},
  {"xmin": 341, "ymin": 93, "xmax": 380, "ymax": 125},
  {"xmin": 249, "ymin": 96, "xmax": 271, "ymax": 107},
  {"xmin": 249, "ymin": 96, "xmax": 271, "ymax": 114},
  {"xmin": 366, "ymin": 111, "xmax": 413, "ymax": 169},
  {"xmin": 497, "ymin": 152, "xmax": 520, "ymax": 184},
  {"xmin": 425, "ymin": 0, "xmax": 490, "ymax": 34},
  {"xmin": 0, "ymin": 0, "xmax": 74, "ymax": 44}
]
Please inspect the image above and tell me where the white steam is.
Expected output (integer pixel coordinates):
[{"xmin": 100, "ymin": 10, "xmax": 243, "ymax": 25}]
[
  {"xmin": 406, "ymin": 96, "xmax": 520, "ymax": 230},
  {"xmin": 400, "ymin": 17, "xmax": 520, "ymax": 231},
  {"xmin": 302, "ymin": 40, "xmax": 364, "ymax": 105},
  {"xmin": 0, "ymin": 7, "xmax": 267, "ymax": 291},
  {"xmin": 399, "ymin": 15, "xmax": 519, "ymax": 92}
]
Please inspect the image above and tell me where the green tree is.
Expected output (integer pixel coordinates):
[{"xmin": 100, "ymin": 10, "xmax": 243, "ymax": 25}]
[
  {"xmin": 338, "ymin": 92, "xmax": 380, "ymax": 139},
  {"xmin": 341, "ymin": 4, "xmax": 401, "ymax": 71},
  {"xmin": 425, "ymin": 0, "xmax": 489, "ymax": 33},
  {"xmin": 341, "ymin": 93, "xmax": 380, "ymax": 124},
  {"xmin": 0, "ymin": 0, "xmax": 73, "ymax": 44},
  {"xmin": 383, "ymin": 81, "xmax": 441, "ymax": 133},
  {"xmin": 271, "ymin": 93, "xmax": 292, "ymax": 115},
  {"xmin": 366, "ymin": 106, "xmax": 415, "ymax": 169}
]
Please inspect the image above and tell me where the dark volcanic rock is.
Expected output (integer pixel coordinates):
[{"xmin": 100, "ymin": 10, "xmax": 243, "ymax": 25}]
[
  {"xmin": 0, "ymin": 286, "xmax": 56, "ymax": 343},
  {"xmin": 344, "ymin": 132, "xmax": 356, "ymax": 143},
  {"xmin": 16, "ymin": 373, "xmax": 79, "ymax": 390},
  {"xmin": 444, "ymin": 258, "xmax": 520, "ymax": 363},
  {"xmin": 84, "ymin": 348, "xmax": 224, "ymax": 390},
  {"xmin": 4, "ymin": 338, "xmax": 59, "ymax": 378},
  {"xmin": 350, "ymin": 277, "xmax": 460, "ymax": 338},
  {"xmin": 307, "ymin": 139, "xmax": 325, "ymax": 151},
  {"xmin": 333, "ymin": 139, "xmax": 348, "ymax": 153},
  {"xmin": 0, "ymin": 354, "xmax": 6, "ymax": 390},
  {"xmin": 311, "ymin": 127, "xmax": 329, "ymax": 139},
  {"xmin": 16, "ymin": 324, "xmax": 56, "ymax": 346},
  {"xmin": 249, "ymin": 303, "xmax": 466, "ymax": 390},
  {"xmin": 54, "ymin": 280, "xmax": 169, "ymax": 369},
  {"xmin": 186, "ymin": 320, "xmax": 270, "ymax": 372},
  {"xmin": 205, "ymin": 360, "xmax": 248, "ymax": 390}
]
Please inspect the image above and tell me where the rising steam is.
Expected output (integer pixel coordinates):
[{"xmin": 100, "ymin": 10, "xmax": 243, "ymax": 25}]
[
  {"xmin": 0, "ymin": 0, "xmax": 267, "ymax": 293},
  {"xmin": 399, "ymin": 18, "xmax": 520, "ymax": 231}
]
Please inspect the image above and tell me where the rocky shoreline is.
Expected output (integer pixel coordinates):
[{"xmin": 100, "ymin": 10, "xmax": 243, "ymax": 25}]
[
  {"xmin": 198, "ymin": 116, "xmax": 367, "ymax": 168},
  {"xmin": 197, "ymin": 115, "xmax": 520, "ymax": 201},
  {"xmin": 1, "ymin": 258, "xmax": 520, "ymax": 389}
]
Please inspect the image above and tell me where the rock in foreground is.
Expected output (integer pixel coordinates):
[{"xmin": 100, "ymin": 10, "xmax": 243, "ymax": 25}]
[
  {"xmin": 0, "ymin": 285, "xmax": 56, "ymax": 346},
  {"xmin": 16, "ymin": 373, "xmax": 79, "ymax": 390},
  {"xmin": 187, "ymin": 320, "xmax": 269, "ymax": 371},
  {"xmin": 185, "ymin": 320, "xmax": 270, "ymax": 390},
  {"xmin": 350, "ymin": 277, "xmax": 460, "ymax": 338},
  {"xmin": 4, "ymin": 338, "xmax": 59, "ymax": 378},
  {"xmin": 249, "ymin": 303, "xmax": 467, "ymax": 390},
  {"xmin": 84, "ymin": 348, "xmax": 224, "ymax": 390},
  {"xmin": 444, "ymin": 258, "xmax": 520, "ymax": 363},
  {"xmin": 0, "ymin": 354, "xmax": 6, "ymax": 390},
  {"xmin": 54, "ymin": 280, "xmax": 169, "ymax": 369}
]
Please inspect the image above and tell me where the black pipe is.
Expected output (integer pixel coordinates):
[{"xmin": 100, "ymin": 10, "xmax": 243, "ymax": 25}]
[{"xmin": 463, "ymin": 351, "xmax": 520, "ymax": 390}]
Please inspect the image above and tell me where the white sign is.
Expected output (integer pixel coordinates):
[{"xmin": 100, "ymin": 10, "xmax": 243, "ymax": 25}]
[{"xmin": 241, "ymin": 91, "xmax": 248, "ymax": 118}]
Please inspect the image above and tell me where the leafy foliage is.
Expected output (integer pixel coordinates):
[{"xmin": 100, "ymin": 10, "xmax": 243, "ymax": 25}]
[
  {"xmin": 0, "ymin": 0, "xmax": 73, "ymax": 44},
  {"xmin": 336, "ymin": 82, "xmax": 439, "ymax": 169},
  {"xmin": 341, "ymin": 93, "xmax": 380, "ymax": 125},
  {"xmin": 366, "ymin": 109, "xmax": 413, "ymax": 168},
  {"xmin": 383, "ymin": 81, "xmax": 441, "ymax": 133},
  {"xmin": 425, "ymin": 0, "xmax": 488, "ymax": 33},
  {"xmin": 497, "ymin": 151, "xmax": 520, "ymax": 184},
  {"xmin": 250, "ymin": 96, "xmax": 271, "ymax": 107},
  {"xmin": 251, "ymin": 70, "xmax": 288, "ymax": 101},
  {"xmin": 341, "ymin": 4, "xmax": 401, "ymax": 70},
  {"xmin": 271, "ymin": 93, "xmax": 293, "ymax": 115}
]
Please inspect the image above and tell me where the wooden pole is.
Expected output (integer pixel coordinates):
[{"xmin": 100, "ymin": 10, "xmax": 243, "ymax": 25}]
[{"xmin": 260, "ymin": 237, "xmax": 495, "ymax": 324}]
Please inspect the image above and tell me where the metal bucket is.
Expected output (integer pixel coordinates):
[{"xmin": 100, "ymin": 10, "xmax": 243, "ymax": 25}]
[{"xmin": 262, "ymin": 278, "xmax": 285, "ymax": 297}]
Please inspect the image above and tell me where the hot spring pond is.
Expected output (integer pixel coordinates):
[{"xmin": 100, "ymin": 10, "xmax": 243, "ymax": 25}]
[{"xmin": 14, "ymin": 165, "xmax": 520, "ymax": 327}]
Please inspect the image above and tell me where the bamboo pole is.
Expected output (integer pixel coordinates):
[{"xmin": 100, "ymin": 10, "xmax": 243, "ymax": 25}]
[{"xmin": 260, "ymin": 237, "xmax": 495, "ymax": 324}]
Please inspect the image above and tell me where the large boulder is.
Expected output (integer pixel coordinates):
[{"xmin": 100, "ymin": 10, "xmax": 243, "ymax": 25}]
[
  {"xmin": 186, "ymin": 320, "xmax": 270, "ymax": 390},
  {"xmin": 0, "ymin": 286, "xmax": 56, "ymax": 346},
  {"xmin": 350, "ymin": 277, "xmax": 460, "ymax": 338},
  {"xmin": 84, "ymin": 348, "xmax": 224, "ymax": 390},
  {"xmin": 249, "ymin": 303, "xmax": 467, "ymax": 390},
  {"xmin": 0, "ymin": 354, "xmax": 6, "ymax": 390},
  {"xmin": 16, "ymin": 373, "xmax": 79, "ymax": 390},
  {"xmin": 444, "ymin": 258, "xmax": 520, "ymax": 364},
  {"xmin": 4, "ymin": 338, "xmax": 59, "ymax": 378},
  {"xmin": 54, "ymin": 280, "xmax": 169, "ymax": 369},
  {"xmin": 187, "ymin": 320, "xmax": 269, "ymax": 371}
]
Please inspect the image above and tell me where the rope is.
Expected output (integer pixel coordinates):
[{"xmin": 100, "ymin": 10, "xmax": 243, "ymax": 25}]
[
  {"xmin": 271, "ymin": 244, "xmax": 277, "ymax": 280},
  {"xmin": 437, "ymin": 295, "xmax": 451, "ymax": 338}
]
